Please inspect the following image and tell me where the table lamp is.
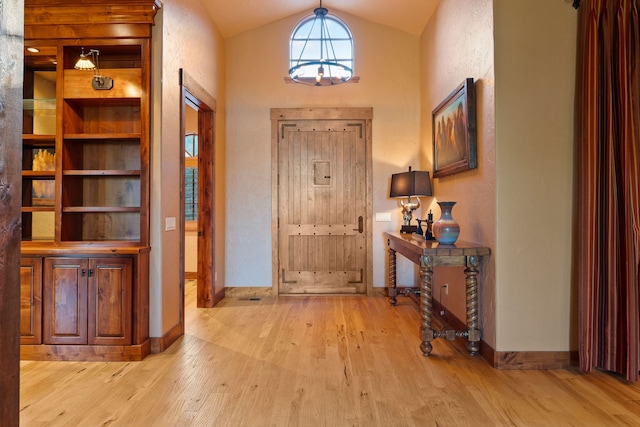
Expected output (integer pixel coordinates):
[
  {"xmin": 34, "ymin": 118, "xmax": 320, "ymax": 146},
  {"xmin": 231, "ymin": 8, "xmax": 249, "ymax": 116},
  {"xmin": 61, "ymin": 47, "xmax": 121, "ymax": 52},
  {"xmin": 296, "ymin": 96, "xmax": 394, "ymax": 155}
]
[{"xmin": 389, "ymin": 167, "xmax": 432, "ymax": 233}]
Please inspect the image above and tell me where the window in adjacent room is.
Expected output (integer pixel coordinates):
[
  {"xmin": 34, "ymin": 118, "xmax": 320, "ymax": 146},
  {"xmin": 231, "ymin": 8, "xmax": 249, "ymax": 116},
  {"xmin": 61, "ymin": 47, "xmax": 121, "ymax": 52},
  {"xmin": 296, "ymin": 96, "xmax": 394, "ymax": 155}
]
[{"xmin": 185, "ymin": 132, "xmax": 198, "ymax": 223}]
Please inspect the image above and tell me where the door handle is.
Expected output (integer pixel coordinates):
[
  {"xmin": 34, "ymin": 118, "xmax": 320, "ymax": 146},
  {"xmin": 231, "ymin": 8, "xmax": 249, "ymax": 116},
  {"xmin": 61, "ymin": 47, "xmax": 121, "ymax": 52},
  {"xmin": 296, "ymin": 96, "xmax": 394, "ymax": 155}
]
[{"xmin": 353, "ymin": 216, "xmax": 363, "ymax": 233}]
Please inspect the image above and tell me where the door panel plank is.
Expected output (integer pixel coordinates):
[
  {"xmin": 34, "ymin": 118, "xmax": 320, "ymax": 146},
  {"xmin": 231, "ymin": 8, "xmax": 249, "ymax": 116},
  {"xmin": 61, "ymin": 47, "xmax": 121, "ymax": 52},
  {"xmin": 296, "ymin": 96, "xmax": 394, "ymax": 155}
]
[
  {"xmin": 88, "ymin": 257, "xmax": 132, "ymax": 345},
  {"xmin": 20, "ymin": 258, "xmax": 43, "ymax": 344},
  {"xmin": 43, "ymin": 258, "xmax": 88, "ymax": 345}
]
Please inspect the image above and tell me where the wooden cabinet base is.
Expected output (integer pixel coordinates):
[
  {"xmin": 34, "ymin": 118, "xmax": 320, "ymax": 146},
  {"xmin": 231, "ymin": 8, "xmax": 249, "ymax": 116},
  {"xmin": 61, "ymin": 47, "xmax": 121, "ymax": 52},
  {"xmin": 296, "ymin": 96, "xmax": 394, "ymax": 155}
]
[{"xmin": 20, "ymin": 340, "xmax": 150, "ymax": 362}]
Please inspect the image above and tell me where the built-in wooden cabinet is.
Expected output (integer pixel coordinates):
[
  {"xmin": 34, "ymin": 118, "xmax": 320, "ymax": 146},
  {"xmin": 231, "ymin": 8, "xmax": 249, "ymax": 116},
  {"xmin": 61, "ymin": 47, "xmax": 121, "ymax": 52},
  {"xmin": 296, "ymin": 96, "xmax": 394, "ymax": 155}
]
[
  {"xmin": 43, "ymin": 257, "xmax": 132, "ymax": 346},
  {"xmin": 20, "ymin": 249, "xmax": 148, "ymax": 361},
  {"xmin": 21, "ymin": 0, "xmax": 159, "ymax": 361}
]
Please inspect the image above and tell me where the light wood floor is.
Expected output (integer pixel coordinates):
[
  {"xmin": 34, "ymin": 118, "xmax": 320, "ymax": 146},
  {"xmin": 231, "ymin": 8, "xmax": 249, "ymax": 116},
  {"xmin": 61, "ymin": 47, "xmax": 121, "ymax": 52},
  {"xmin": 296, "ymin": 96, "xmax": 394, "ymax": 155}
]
[{"xmin": 20, "ymin": 282, "xmax": 640, "ymax": 426}]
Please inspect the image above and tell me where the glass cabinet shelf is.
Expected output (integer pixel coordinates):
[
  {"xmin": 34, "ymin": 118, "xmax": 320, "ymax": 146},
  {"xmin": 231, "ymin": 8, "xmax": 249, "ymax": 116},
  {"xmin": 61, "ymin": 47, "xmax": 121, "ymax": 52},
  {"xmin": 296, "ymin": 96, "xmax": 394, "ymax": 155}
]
[{"xmin": 23, "ymin": 98, "xmax": 56, "ymax": 117}]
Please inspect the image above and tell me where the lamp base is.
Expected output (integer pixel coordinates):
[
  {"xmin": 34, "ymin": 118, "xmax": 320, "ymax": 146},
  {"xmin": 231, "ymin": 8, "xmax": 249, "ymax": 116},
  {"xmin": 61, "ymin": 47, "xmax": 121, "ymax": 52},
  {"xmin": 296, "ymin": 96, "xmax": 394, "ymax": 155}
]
[{"xmin": 400, "ymin": 225, "xmax": 417, "ymax": 234}]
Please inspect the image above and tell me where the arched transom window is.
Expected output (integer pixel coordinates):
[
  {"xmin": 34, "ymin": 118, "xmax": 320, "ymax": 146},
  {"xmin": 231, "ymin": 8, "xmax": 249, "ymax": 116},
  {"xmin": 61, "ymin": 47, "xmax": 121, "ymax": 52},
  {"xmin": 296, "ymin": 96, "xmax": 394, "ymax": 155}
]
[{"xmin": 289, "ymin": 7, "xmax": 354, "ymax": 86}]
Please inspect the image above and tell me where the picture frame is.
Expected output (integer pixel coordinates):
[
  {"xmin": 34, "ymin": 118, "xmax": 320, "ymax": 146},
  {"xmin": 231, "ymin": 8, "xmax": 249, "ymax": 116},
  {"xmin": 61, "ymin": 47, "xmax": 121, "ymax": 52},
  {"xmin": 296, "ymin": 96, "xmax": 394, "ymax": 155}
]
[{"xmin": 432, "ymin": 78, "xmax": 477, "ymax": 178}]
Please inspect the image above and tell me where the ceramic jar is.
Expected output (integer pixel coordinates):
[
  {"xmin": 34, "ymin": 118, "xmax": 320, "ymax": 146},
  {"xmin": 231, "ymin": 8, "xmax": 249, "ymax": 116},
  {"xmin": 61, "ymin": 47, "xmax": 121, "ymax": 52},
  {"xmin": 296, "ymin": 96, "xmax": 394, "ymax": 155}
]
[{"xmin": 432, "ymin": 201, "xmax": 460, "ymax": 244}]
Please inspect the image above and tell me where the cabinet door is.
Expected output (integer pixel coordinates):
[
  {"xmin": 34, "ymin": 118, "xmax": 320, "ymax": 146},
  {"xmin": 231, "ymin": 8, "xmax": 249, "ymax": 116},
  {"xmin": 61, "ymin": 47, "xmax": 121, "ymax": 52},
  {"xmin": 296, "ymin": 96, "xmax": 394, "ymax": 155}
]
[
  {"xmin": 43, "ymin": 258, "xmax": 88, "ymax": 345},
  {"xmin": 20, "ymin": 257, "xmax": 43, "ymax": 345},
  {"xmin": 88, "ymin": 257, "xmax": 132, "ymax": 345}
]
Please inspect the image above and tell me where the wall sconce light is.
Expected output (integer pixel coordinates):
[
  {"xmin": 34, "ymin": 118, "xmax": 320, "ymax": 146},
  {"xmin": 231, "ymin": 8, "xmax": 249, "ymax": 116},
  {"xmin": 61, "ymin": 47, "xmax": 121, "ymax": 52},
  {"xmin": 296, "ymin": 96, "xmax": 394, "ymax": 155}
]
[
  {"xmin": 74, "ymin": 48, "xmax": 113, "ymax": 90},
  {"xmin": 389, "ymin": 167, "xmax": 433, "ymax": 234}
]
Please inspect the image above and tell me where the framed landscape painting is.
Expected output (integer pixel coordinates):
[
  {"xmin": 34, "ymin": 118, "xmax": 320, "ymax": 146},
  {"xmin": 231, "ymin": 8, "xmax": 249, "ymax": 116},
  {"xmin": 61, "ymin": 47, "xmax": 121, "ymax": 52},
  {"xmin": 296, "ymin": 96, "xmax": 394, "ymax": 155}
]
[{"xmin": 432, "ymin": 78, "xmax": 477, "ymax": 178}]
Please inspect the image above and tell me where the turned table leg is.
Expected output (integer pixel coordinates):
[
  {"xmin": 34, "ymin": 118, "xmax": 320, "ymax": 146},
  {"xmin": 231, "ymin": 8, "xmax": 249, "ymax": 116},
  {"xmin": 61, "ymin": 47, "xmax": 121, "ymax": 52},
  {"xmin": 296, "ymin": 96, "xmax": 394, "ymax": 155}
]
[
  {"xmin": 388, "ymin": 245, "xmax": 397, "ymax": 305},
  {"xmin": 419, "ymin": 255, "xmax": 434, "ymax": 355},
  {"xmin": 465, "ymin": 255, "xmax": 481, "ymax": 355}
]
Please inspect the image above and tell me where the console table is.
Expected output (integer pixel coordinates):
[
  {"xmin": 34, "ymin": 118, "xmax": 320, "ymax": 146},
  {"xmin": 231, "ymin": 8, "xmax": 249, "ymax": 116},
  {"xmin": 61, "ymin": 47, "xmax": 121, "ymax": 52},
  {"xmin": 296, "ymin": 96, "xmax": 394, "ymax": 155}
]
[{"xmin": 384, "ymin": 232, "xmax": 490, "ymax": 356}]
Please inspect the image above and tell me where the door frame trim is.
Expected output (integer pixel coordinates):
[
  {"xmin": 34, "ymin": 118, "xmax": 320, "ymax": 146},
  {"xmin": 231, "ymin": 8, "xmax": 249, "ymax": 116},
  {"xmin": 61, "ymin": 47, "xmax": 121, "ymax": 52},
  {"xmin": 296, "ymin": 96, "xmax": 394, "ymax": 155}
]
[
  {"xmin": 270, "ymin": 107, "xmax": 374, "ymax": 296},
  {"xmin": 179, "ymin": 69, "xmax": 222, "ymax": 314}
]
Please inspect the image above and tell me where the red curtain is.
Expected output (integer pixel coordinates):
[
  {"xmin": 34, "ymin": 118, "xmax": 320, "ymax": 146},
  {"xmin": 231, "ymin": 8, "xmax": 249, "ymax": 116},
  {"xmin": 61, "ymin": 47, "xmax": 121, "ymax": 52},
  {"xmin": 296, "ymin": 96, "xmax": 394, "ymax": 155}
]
[{"xmin": 577, "ymin": 0, "xmax": 640, "ymax": 382}]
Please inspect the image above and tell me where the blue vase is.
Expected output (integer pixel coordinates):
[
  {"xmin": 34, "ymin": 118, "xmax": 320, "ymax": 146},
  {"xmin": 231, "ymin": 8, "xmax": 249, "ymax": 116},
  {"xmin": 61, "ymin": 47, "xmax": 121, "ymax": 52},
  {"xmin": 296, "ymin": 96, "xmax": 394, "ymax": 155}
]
[{"xmin": 433, "ymin": 201, "xmax": 460, "ymax": 244}]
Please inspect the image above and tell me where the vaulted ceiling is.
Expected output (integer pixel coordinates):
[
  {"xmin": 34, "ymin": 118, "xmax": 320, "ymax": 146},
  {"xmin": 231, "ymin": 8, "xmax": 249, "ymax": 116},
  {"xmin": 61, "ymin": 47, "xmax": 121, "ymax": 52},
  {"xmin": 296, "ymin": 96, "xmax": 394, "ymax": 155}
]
[{"xmin": 201, "ymin": 0, "xmax": 440, "ymax": 38}]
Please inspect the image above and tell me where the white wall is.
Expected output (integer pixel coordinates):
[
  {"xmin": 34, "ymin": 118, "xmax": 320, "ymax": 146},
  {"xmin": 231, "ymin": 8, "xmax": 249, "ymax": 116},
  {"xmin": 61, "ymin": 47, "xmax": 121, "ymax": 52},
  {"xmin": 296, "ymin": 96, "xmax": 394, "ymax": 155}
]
[{"xmin": 225, "ymin": 9, "xmax": 422, "ymax": 288}]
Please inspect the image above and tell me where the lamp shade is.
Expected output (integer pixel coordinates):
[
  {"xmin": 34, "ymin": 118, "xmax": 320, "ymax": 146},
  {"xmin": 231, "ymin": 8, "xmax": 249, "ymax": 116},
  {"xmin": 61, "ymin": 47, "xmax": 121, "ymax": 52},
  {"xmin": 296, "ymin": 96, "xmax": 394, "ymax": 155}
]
[
  {"xmin": 389, "ymin": 169, "xmax": 432, "ymax": 197},
  {"xmin": 74, "ymin": 56, "xmax": 95, "ymax": 70},
  {"xmin": 74, "ymin": 49, "xmax": 96, "ymax": 71}
]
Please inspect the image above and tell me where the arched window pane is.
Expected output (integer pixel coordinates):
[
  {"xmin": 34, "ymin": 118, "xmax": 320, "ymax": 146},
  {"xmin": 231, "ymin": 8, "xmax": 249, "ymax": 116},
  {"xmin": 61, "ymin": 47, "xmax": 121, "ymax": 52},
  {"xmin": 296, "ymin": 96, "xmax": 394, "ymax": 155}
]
[{"xmin": 289, "ymin": 12, "xmax": 354, "ymax": 78}]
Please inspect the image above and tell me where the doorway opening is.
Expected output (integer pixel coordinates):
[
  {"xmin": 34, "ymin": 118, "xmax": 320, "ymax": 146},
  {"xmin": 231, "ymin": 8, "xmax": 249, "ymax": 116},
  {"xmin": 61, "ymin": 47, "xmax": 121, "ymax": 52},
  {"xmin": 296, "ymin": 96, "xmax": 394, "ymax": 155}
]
[{"xmin": 179, "ymin": 69, "xmax": 222, "ymax": 319}]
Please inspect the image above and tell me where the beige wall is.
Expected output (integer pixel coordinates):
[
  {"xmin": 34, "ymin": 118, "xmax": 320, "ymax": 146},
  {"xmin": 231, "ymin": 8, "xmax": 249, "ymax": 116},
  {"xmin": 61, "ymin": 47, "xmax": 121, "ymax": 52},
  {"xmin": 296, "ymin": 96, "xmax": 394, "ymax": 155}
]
[
  {"xmin": 149, "ymin": 0, "xmax": 578, "ymax": 353},
  {"xmin": 421, "ymin": 0, "xmax": 577, "ymax": 352},
  {"xmin": 225, "ymin": 10, "xmax": 422, "ymax": 288},
  {"xmin": 421, "ymin": 0, "xmax": 497, "ymax": 348},
  {"xmin": 493, "ymin": 0, "xmax": 577, "ymax": 351},
  {"xmin": 150, "ymin": 0, "xmax": 226, "ymax": 337}
]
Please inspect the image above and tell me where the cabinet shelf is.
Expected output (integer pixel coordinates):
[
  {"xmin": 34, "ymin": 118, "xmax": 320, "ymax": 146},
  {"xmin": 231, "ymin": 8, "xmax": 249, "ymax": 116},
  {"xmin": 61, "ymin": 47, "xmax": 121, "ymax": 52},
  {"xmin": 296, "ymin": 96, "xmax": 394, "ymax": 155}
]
[
  {"xmin": 23, "ymin": 171, "xmax": 55, "ymax": 178},
  {"xmin": 63, "ymin": 99, "xmax": 141, "ymax": 135},
  {"xmin": 22, "ymin": 206, "xmax": 55, "ymax": 213},
  {"xmin": 64, "ymin": 133, "xmax": 140, "ymax": 140},
  {"xmin": 63, "ymin": 207, "xmax": 140, "ymax": 213},
  {"xmin": 23, "ymin": 134, "xmax": 56, "ymax": 144},
  {"xmin": 23, "ymin": 98, "xmax": 56, "ymax": 117},
  {"xmin": 63, "ymin": 170, "xmax": 141, "ymax": 176},
  {"xmin": 23, "ymin": 97, "xmax": 55, "ymax": 109}
]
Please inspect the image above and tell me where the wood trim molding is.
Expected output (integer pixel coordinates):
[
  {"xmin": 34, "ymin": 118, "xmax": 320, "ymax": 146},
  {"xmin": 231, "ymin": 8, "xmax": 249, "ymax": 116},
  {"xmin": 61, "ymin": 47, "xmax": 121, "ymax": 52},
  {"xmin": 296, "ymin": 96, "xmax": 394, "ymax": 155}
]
[
  {"xmin": 180, "ymin": 69, "xmax": 217, "ymax": 112},
  {"xmin": 271, "ymin": 107, "xmax": 373, "ymax": 121},
  {"xmin": 212, "ymin": 288, "xmax": 226, "ymax": 306},
  {"xmin": 20, "ymin": 342, "xmax": 150, "ymax": 361},
  {"xmin": 224, "ymin": 287, "xmax": 274, "ymax": 299},
  {"xmin": 492, "ymin": 350, "xmax": 576, "ymax": 370},
  {"xmin": 434, "ymin": 300, "xmax": 575, "ymax": 370},
  {"xmin": 25, "ymin": 1, "xmax": 161, "ymax": 25},
  {"xmin": 150, "ymin": 322, "xmax": 183, "ymax": 354},
  {"xmin": 24, "ymin": 1, "xmax": 161, "ymax": 40},
  {"xmin": 370, "ymin": 287, "xmax": 386, "ymax": 298}
]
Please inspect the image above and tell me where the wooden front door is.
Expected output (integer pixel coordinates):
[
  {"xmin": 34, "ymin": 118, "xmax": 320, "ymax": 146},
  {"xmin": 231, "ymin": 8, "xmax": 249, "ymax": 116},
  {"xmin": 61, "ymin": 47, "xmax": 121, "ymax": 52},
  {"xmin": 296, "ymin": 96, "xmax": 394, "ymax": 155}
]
[{"xmin": 273, "ymin": 108, "xmax": 372, "ymax": 295}]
